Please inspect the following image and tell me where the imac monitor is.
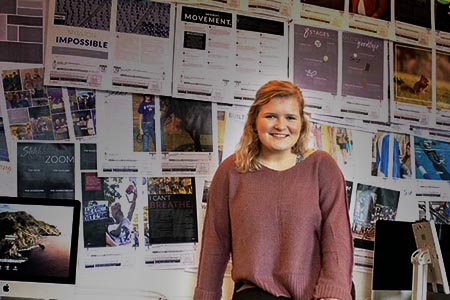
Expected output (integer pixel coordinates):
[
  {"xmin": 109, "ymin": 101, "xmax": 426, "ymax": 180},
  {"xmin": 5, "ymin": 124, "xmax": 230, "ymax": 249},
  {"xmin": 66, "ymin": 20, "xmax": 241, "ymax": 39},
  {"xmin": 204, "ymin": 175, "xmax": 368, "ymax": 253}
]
[
  {"xmin": 0, "ymin": 196, "xmax": 80, "ymax": 300},
  {"xmin": 412, "ymin": 220, "xmax": 450, "ymax": 295},
  {"xmin": 372, "ymin": 220, "xmax": 450, "ymax": 300}
]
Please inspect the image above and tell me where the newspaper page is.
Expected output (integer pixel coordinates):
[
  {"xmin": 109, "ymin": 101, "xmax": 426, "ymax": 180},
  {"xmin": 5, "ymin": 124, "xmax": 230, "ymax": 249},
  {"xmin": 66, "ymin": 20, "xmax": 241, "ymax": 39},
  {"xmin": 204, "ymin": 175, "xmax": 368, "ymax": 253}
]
[
  {"xmin": 232, "ymin": 13, "xmax": 288, "ymax": 104},
  {"xmin": 79, "ymin": 172, "xmax": 142, "ymax": 269},
  {"xmin": 0, "ymin": 0, "xmax": 45, "ymax": 64},
  {"xmin": 44, "ymin": 0, "xmax": 174, "ymax": 94},
  {"xmin": 346, "ymin": 0, "xmax": 392, "ymax": 39},
  {"xmin": 143, "ymin": 176, "xmax": 199, "ymax": 269},
  {"xmin": 413, "ymin": 130, "xmax": 450, "ymax": 182},
  {"xmin": 222, "ymin": 104, "xmax": 249, "ymax": 160},
  {"xmin": 16, "ymin": 141, "xmax": 75, "ymax": 199},
  {"xmin": 391, "ymin": 42, "xmax": 433, "ymax": 127},
  {"xmin": 160, "ymin": 96, "xmax": 218, "ymax": 177},
  {"xmin": 340, "ymin": 31, "xmax": 388, "ymax": 122},
  {"xmin": 349, "ymin": 178, "xmax": 403, "ymax": 272},
  {"xmin": 111, "ymin": 0, "xmax": 174, "ymax": 95},
  {"xmin": 44, "ymin": 0, "xmax": 114, "ymax": 89},
  {"xmin": 246, "ymin": 0, "xmax": 293, "ymax": 18},
  {"xmin": 394, "ymin": 0, "xmax": 432, "ymax": 47},
  {"xmin": 66, "ymin": 87, "xmax": 97, "ymax": 142},
  {"xmin": 1, "ymin": 67, "xmax": 72, "ymax": 141},
  {"xmin": 96, "ymin": 91, "xmax": 161, "ymax": 177},
  {"xmin": 435, "ymin": 50, "xmax": 450, "ymax": 130},
  {"xmin": 309, "ymin": 118, "xmax": 373, "ymax": 181},
  {"xmin": 172, "ymin": 5, "xmax": 235, "ymax": 103},
  {"xmin": 291, "ymin": 23, "xmax": 339, "ymax": 116}
]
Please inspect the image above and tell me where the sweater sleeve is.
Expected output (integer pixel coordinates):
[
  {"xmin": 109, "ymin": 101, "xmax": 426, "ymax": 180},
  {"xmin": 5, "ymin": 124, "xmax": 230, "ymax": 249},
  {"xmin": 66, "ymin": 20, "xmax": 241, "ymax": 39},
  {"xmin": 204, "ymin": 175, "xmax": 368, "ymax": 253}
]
[
  {"xmin": 314, "ymin": 152, "xmax": 354, "ymax": 300},
  {"xmin": 194, "ymin": 157, "xmax": 233, "ymax": 300}
]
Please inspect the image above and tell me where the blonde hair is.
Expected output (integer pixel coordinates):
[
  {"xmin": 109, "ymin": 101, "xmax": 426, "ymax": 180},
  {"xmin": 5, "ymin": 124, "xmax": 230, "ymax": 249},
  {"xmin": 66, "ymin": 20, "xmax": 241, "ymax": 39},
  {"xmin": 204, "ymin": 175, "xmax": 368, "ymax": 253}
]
[{"xmin": 234, "ymin": 80, "xmax": 310, "ymax": 173}]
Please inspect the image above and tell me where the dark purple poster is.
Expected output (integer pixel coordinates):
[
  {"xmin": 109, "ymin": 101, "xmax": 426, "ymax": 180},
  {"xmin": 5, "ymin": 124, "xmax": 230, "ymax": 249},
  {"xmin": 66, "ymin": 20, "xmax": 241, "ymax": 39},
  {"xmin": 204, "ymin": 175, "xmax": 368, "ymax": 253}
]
[
  {"xmin": 342, "ymin": 32, "xmax": 384, "ymax": 100},
  {"xmin": 293, "ymin": 24, "xmax": 338, "ymax": 94}
]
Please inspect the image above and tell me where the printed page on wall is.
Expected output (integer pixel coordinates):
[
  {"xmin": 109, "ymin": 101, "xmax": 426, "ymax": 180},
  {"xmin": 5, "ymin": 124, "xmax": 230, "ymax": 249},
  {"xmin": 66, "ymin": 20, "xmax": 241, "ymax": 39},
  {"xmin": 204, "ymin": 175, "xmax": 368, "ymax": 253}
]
[
  {"xmin": 172, "ymin": 5, "xmax": 235, "ymax": 103},
  {"xmin": 222, "ymin": 104, "xmax": 249, "ymax": 160},
  {"xmin": 435, "ymin": 1, "xmax": 450, "ymax": 50},
  {"xmin": 435, "ymin": 50, "xmax": 450, "ymax": 130},
  {"xmin": 290, "ymin": 23, "xmax": 339, "ymax": 116},
  {"xmin": 340, "ymin": 32, "xmax": 388, "ymax": 122},
  {"xmin": 144, "ymin": 176, "xmax": 199, "ymax": 269},
  {"xmin": 349, "ymin": 178, "xmax": 404, "ymax": 272},
  {"xmin": 412, "ymin": 128, "xmax": 450, "ymax": 182},
  {"xmin": 1, "ymin": 67, "xmax": 73, "ymax": 142},
  {"xmin": 390, "ymin": 42, "xmax": 434, "ymax": 127},
  {"xmin": 78, "ymin": 172, "xmax": 143, "ymax": 269},
  {"xmin": 44, "ymin": 0, "xmax": 174, "ymax": 95},
  {"xmin": 294, "ymin": 0, "xmax": 346, "ymax": 29},
  {"xmin": 0, "ymin": 0, "xmax": 45, "ymax": 65},
  {"xmin": 110, "ymin": 0, "xmax": 175, "ymax": 95},
  {"xmin": 66, "ymin": 87, "xmax": 97, "ymax": 142},
  {"xmin": 44, "ymin": 0, "xmax": 114, "ymax": 90},
  {"xmin": 245, "ymin": 0, "xmax": 293, "ymax": 18},
  {"xmin": 232, "ymin": 13, "xmax": 288, "ymax": 104},
  {"xmin": 16, "ymin": 141, "xmax": 75, "ymax": 199},
  {"xmin": 394, "ymin": 0, "xmax": 432, "ymax": 47},
  {"xmin": 197, "ymin": 0, "xmax": 243, "ymax": 10},
  {"xmin": 160, "ymin": 96, "xmax": 218, "ymax": 177},
  {"xmin": 96, "ymin": 91, "xmax": 161, "ymax": 177},
  {"xmin": 308, "ymin": 118, "xmax": 373, "ymax": 181},
  {"xmin": 346, "ymin": 0, "xmax": 392, "ymax": 39}
]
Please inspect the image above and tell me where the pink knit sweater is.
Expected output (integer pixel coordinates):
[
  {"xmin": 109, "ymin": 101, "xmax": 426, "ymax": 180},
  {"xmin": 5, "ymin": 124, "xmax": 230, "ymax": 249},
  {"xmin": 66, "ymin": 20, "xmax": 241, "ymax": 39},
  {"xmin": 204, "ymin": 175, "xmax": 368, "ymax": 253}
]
[{"xmin": 194, "ymin": 150, "xmax": 354, "ymax": 300}]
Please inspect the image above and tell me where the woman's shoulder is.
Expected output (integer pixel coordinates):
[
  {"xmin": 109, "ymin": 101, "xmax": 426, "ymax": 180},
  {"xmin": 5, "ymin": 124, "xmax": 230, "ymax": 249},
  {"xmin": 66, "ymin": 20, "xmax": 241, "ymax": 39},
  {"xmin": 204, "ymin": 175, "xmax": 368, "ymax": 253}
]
[{"xmin": 305, "ymin": 149, "xmax": 340, "ymax": 168}]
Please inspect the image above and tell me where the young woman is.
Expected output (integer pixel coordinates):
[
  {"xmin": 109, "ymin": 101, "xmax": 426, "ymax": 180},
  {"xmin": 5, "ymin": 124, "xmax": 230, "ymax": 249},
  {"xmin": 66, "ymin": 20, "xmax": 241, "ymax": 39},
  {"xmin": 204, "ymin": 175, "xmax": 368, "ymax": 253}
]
[{"xmin": 194, "ymin": 80, "xmax": 354, "ymax": 300}]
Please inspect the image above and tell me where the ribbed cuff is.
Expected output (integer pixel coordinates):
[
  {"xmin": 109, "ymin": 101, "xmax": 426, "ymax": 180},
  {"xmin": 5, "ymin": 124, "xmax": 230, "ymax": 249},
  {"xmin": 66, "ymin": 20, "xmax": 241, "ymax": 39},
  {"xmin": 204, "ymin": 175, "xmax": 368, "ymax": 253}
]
[
  {"xmin": 193, "ymin": 287, "xmax": 222, "ymax": 300},
  {"xmin": 313, "ymin": 284, "xmax": 351, "ymax": 300}
]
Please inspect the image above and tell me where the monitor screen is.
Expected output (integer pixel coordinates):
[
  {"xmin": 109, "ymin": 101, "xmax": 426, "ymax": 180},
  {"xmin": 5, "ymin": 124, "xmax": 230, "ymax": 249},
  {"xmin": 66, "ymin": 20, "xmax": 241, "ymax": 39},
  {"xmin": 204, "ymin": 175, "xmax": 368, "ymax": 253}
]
[{"xmin": 0, "ymin": 196, "xmax": 80, "ymax": 285}]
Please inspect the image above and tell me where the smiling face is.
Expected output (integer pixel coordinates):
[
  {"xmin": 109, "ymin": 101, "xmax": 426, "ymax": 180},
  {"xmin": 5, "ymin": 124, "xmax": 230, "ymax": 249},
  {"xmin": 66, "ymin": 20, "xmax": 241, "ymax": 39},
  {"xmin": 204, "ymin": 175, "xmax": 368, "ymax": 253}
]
[{"xmin": 255, "ymin": 96, "xmax": 302, "ymax": 157}]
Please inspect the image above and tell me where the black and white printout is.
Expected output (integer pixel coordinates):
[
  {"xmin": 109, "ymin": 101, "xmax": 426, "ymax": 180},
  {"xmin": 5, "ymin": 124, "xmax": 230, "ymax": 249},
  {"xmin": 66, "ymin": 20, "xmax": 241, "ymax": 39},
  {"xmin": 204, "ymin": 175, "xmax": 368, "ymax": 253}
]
[
  {"xmin": 173, "ymin": 6, "xmax": 234, "ymax": 102},
  {"xmin": 44, "ymin": 0, "xmax": 174, "ymax": 95},
  {"xmin": 233, "ymin": 14, "xmax": 288, "ymax": 103}
]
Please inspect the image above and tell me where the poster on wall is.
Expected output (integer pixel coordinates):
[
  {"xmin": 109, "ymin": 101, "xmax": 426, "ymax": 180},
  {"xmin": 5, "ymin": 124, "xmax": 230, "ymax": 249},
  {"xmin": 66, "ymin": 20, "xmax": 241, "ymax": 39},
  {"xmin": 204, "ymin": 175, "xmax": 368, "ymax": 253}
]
[
  {"xmin": 44, "ymin": 0, "xmax": 114, "ymax": 89},
  {"xmin": 246, "ymin": 0, "xmax": 293, "ymax": 18},
  {"xmin": 111, "ymin": 0, "xmax": 174, "ymax": 95},
  {"xmin": 350, "ymin": 180, "xmax": 402, "ymax": 272},
  {"xmin": 96, "ymin": 91, "xmax": 161, "ymax": 177},
  {"xmin": 0, "ymin": 0, "xmax": 45, "ymax": 64},
  {"xmin": 172, "ymin": 5, "xmax": 234, "ymax": 103},
  {"xmin": 435, "ymin": 51, "xmax": 450, "ymax": 130},
  {"xmin": 80, "ymin": 172, "xmax": 141, "ymax": 268},
  {"xmin": 346, "ymin": 0, "xmax": 391, "ymax": 39},
  {"xmin": 67, "ymin": 87, "xmax": 97, "ymax": 141},
  {"xmin": 17, "ymin": 142, "xmax": 75, "ymax": 199},
  {"xmin": 232, "ymin": 13, "xmax": 288, "ymax": 103},
  {"xmin": 44, "ymin": 0, "xmax": 174, "ymax": 95},
  {"xmin": 160, "ymin": 96, "xmax": 217, "ymax": 176},
  {"xmin": 414, "ymin": 135, "xmax": 450, "ymax": 182},
  {"xmin": 295, "ymin": 0, "xmax": 345, "ymax": 28},
  {"xmin": 394, "ymin": 0, "xmax": 432, "ymax": 46},
  {"xmin": 391, "ymin": 43, "xmax": 433, "ymax": 127},
  {"xmin": 172, "ymin": 5, "xmax": 289, "ymax": 105},
  {"xmin": 435, "ymin": 1, "xmax": 450, "ymax": 49},
  {"xmin": 291, "ymin": 24, "xmax": 339, "ymax": 116},
  {"xmin": 340, "ymin": 32, "xmax": 388, "ymax": 122},
  {"xmin": 1, "ymin": 67, "xmax": 72, "ymax": 141},
  {"xmin": 144, "ymin": 176, "xmax": 200, "ymax": 269}
]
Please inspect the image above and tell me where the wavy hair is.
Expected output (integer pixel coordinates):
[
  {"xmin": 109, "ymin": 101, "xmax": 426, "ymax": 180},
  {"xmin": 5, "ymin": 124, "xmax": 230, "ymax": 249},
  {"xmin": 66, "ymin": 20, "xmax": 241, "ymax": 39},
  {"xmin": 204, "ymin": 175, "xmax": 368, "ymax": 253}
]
[{"xmin": 234, "ymin": 80, "xmax": 310, "ymax": 173}]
